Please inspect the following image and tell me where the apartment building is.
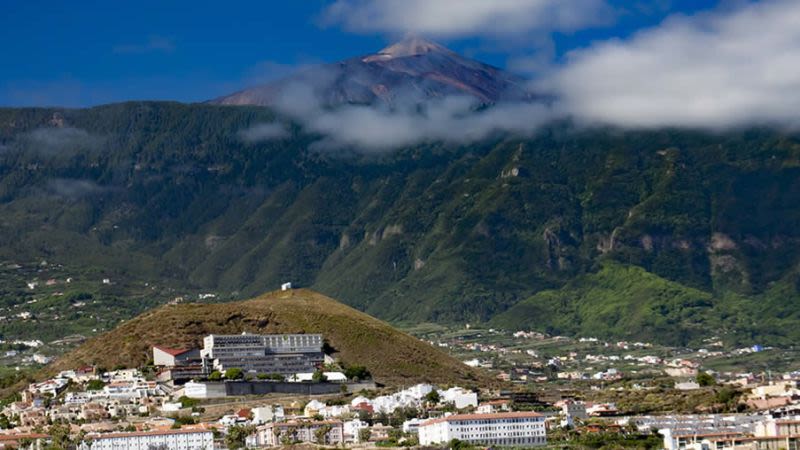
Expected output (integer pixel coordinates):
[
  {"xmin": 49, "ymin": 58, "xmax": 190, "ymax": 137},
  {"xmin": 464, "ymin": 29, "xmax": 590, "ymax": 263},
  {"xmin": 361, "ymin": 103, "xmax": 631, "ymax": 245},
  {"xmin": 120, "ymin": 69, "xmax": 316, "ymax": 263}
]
[
  {"xmin": 78, "ymin": 429, "xmax": 214, "ymax": 450},
  {"xmin": 201, "ymin": 333, "xmax": 324, "ymax": 375},
  {"xmin": 418, "ymin": 411, "xmax": 546, "ymax": 447}
]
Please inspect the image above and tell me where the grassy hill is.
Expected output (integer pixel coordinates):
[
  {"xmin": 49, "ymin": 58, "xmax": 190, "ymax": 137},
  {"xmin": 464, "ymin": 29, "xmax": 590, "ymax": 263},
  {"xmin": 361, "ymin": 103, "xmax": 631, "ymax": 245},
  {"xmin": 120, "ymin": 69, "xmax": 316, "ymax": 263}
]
[{"xmin": 50, "ymin": 289, "xmax": 486, "ymax": 386}]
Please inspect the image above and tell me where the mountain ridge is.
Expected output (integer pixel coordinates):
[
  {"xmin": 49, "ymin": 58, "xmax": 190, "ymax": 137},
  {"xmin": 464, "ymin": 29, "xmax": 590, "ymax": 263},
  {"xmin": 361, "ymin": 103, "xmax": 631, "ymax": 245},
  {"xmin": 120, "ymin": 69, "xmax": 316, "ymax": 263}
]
[
  {"xmin": 211, "ymin": 36, "xmax": 533, "ymax": 107},
  {"xmin": 1, "ymin": 102, "xmax": 800, "ymax": 347}
]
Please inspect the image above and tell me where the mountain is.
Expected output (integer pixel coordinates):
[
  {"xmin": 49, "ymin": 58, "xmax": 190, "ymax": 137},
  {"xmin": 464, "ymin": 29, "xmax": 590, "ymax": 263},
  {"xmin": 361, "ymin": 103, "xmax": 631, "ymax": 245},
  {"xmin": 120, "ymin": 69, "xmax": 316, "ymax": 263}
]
[
  {"xmin": 211, "ymin": 36, "xmax": 533, "ymax": 107},
  {"xmin": 1, "ymin": 103, "xmax": 800, "ymax": 347},
  {"xmin": 46, "ymin": 288, "xmax": 485, "ymax": 386}
]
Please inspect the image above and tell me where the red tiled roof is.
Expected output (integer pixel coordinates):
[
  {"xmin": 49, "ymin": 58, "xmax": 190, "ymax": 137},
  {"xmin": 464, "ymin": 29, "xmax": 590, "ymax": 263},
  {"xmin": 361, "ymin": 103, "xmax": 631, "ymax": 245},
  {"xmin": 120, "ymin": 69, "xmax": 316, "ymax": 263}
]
[
  {"xmin": 153, "ymin": 346, "xmax": 191, "ymax": 356},
  {"xmin": 422, "ymin": 411, "xmax": 543, "ymax": 426},
  {"xmin": 0, "ymin": 434, "xmax": 49, "ymax": 442}
]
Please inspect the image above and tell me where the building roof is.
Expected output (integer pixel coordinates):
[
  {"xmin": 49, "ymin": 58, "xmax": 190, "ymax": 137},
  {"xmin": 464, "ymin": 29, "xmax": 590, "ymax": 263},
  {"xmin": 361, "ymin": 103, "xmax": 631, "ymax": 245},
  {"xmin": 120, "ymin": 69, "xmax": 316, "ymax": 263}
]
[
  {"xmin": 153, "ymin": 345, "xmax": 192, "ymax": 357},
  {"xmin": 85, "ymin": 428, "xmax": 213, "ymax": 440},
  {"xmin": 673, "ymin": 431, "xmax": 746, "ymax": 438},
  {"xmin": 0, "ymin": 433, "xmax": 49, "ymax": 442},
  {"xmin": 421, "ymin": 411, "xmax": 543, "ymax": 426}
]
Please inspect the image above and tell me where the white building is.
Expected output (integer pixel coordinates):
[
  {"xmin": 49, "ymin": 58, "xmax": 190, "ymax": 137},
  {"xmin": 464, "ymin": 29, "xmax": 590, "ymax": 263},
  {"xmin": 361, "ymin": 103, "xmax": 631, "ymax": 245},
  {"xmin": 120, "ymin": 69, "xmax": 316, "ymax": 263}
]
[
  {"xmin": 418, "ymin": 412, "xmax": 546, "ymax": 447},
  {"xmin": 201, "ymin": 333, "xmax": 324, "ymax": 376},
  {"xmin": 289, "ymin": 371, "xmax": 347, "ymax": 383},
  {"xmin": 344, "ymin": 419, "xmax": 370, "ymax": 443},
  {"xmin": 79, "ymin": 429, "xmax": 214, "ymax": 450},
  {"xmin": 252, "ymin": 405, "xmax": 285, "ymax": 424},
  {"xmin": 441, "ymin": 387, "xmax": 479, "ymax": 409},
  {"xmin": 183, "ymin": 381, "xmax": 226, "ymax": 399},
  {"xmin": 152, "ymin": 346, "xmax": 200, "ymax": 367}
]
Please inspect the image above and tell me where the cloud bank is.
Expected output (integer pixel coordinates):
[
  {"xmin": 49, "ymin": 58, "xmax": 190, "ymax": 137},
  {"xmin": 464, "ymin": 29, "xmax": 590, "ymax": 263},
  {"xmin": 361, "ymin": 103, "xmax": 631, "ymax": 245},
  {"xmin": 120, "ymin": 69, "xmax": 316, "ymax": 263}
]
[
  {"xmin": 545, "ymin": 0, "xmax": 800, "ymax": 128},
  {"xmin": 268, "ymin": 81, "xmax": 552, "ymax": 151},
  {"xmin": 22, "ymin": 127, "xmax": 104, "ymax": 156},
  {"xmin": 322, "ymin": 0, "xmax": 614, "ymax": 38},
  {"xmin": 302, "ymin": 0, "xmax": 800, "ymax": 151},
  {"xmin": 47, "ymin": 178, "xmax": 110, "ymax": 199},
  {"xmin": 238, "ymin": 123, "xmax": 290, "ymax": 143}
]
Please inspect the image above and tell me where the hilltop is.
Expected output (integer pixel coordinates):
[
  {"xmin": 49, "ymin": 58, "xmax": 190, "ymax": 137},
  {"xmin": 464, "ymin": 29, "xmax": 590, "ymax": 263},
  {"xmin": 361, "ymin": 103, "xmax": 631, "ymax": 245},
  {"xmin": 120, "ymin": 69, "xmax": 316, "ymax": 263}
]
[{"xmin": 49, "ymin": 289, "xmax": 486, "ymax": 387}]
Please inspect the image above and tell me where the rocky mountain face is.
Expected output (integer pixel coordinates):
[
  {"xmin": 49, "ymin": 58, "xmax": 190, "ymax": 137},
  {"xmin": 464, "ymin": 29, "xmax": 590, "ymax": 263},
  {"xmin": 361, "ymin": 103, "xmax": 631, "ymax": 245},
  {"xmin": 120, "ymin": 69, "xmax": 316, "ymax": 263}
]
[
  {"xmin": 1, "ymin": 103, "xmax": 800, "ymax": 346},
  {"xmin": 211, "ymin": 36, "xmax": 533, "ymax": 107}
]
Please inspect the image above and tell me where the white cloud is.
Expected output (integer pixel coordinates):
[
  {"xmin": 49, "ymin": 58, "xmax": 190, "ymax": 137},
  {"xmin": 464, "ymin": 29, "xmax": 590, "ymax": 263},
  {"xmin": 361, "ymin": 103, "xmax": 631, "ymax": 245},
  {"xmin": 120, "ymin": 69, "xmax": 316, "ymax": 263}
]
[
  {"xmin": 47, "ymin": 178, "xmax": 110, "ymax": 199},
  {"xmin": 238, "ymin": 123, "xmax": 289, "ymax": 143},
  {"xmin": 543, "ymin": 0, "xmax": 800, "ymax": 128},
  {"xmin": 270, "ymin": 81, "xmax": 551, "ymax": 151},
  {"xmin": 321, "ymin": 0, "xmax": 613, "ymax": 38}
]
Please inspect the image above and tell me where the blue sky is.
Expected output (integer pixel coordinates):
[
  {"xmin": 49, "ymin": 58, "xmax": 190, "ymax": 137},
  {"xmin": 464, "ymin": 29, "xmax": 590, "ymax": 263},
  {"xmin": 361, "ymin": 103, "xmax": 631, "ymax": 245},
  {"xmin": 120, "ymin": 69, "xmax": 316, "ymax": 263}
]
[{"xmin": 0, "ymin": 0, "xmax": 726, "ymax": 107}]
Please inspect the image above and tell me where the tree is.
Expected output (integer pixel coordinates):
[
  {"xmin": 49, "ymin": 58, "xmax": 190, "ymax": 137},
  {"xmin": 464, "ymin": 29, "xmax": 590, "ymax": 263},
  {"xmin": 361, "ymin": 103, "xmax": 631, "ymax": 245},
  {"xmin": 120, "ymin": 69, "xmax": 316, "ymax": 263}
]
[
  {"xmin": 224, "ymin": 368, "xmax": 244, "ymax": 380},
  {"xmin": 312, "ymin": 370, "xmax": 327, "ymax": 383},
  {"xmin": 225, "ymin": 424, "xmax": 255, "ymax": 450},
  {"xmin": 358, "ymin": 427, "xmax": 372, "ymax": 443},
  {"xmin": 314, "ymin": 424, "xmax": 332, "ymax": 445},
  {"xmin": 425, "ymin": 390, "xmax": 441, "ymax": 405},
  {"xmin": 344, "ymin": 365, "xmax": 371, "ymax": 381},
  {"xmin": 178, "ymin": 396, "xmax": 199, "ymax": 409},
  {"xmin": 696, "ymin": 371, "xmax": 716, "ymax": 387},
  {"xmin": 86, "ymin": 379, "xmax": 106, "ymax": 391},
  {"xmin": 48, "ymin": 423, "xmax": 72, "ymax": 449},
  {"xmin": 208, "ymin": 371, "xmax": 222, "ymax": 381}
]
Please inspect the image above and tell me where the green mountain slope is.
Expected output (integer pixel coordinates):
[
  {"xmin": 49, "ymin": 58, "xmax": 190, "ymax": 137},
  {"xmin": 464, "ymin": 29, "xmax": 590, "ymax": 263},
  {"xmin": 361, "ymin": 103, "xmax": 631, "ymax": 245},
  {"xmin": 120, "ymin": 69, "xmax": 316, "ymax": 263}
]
[{"xmin": 2, "ymin": 102, "xmax": 800, "ymax": 345}]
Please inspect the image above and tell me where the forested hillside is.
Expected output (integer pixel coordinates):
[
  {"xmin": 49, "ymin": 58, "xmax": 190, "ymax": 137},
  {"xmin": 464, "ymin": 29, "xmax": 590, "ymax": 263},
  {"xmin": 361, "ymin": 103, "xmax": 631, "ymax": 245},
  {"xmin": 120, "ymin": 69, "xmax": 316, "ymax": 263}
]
[{"xmin": 1, "ymin": 102, "xmax": 800, "ymax": 346}]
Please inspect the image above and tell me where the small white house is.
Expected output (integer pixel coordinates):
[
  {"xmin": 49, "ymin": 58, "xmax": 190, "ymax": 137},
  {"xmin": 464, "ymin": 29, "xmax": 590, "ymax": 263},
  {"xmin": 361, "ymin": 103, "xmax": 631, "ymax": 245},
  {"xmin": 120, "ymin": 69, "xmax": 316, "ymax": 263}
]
[{"xmin": 281, "ymin": 282, "xmax": 292, "ymax": 291}]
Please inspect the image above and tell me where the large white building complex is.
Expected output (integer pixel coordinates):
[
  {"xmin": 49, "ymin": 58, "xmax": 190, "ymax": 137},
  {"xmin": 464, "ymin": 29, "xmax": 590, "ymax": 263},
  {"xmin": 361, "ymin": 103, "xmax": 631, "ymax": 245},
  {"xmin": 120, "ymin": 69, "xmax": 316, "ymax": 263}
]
[
  {"xmin": 79, "ymin": 428, "xmax": 214, "ymax": 450},
  {"xmin": 418, "ymin": 411, "xmax": 546, "ymax": 447},
  {"xmin": 201, "ymin": 333, "xmax": 324, "ymax": 376}
]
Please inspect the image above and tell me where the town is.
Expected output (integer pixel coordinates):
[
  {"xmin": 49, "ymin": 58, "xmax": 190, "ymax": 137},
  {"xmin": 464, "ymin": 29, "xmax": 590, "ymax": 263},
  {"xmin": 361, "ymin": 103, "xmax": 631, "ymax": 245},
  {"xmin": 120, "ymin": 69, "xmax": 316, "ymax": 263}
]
[{"xmin": 0, "ymin": 327, "xmax": 797, "ymax": 450}]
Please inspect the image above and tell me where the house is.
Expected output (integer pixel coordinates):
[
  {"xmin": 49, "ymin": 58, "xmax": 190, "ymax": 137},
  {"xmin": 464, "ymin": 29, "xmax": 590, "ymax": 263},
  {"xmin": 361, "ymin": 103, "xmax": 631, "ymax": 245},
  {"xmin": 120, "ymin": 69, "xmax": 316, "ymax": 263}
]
[
  {"xmin": 343, "ymin": 419, "xmax": 369, "ymax": 443},
  {"xmin": 152, "ymin": 346, "xmax": 200, "ymax": 367},
  {"xmin": 402, "ymin": 418, "xmax": 425, "ymax": 434},
  {"xmin": 418, "ymin": 411, "xmax": 546, "ymax": 447},
  {"xmin": 251, "ymin": 405, "xmax": 284, "ymax": 424},
  {"xmin": 249, "ymin": 420, "xmax": 344, "ymax": 446},
  {"xmin": 368, "ymin": 424, "xmax": 394, "ymax": 441},
  {"xmin": 441, "ymin": 387, "xmax": 478, "ymax": 409},
  {"xmin": 477, "ymin": 399, "xmax": 512, "ymax": 414},
  {"xmin": 304, "ymin": 400, "xmax": 327, "ymax": 417},
  {"xmin": 558, "ymin": 399, "xmax": 587, "ymax": 420}
]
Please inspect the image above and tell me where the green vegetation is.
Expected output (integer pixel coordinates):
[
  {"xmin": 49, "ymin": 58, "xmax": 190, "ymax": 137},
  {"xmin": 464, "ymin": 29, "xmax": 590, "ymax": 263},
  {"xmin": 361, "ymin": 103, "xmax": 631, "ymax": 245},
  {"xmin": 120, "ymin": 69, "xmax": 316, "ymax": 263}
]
[
  {"xmin": 178, "ymin": 395, "xmax": 199, "ymax": 409},
  {"xmin": 1, "ymin": 103, "xmax": 800, "ymax": 347},
  {"xmin": 696, "ymin": 372, "xmax": 715, "ymax": 387},
  {"xmin": 225, "ymin": 424, "xmax": 255, "ymax": 450},
  {"xmin": 85, "ymin": 379, "xmax": 105, "ymax": 391},
  {"xmin": 491, "ymin": 261, "xmax": 798, "ymax": 346},
  {"xmin": 343, "ymin": 364, "xmax": 371, "ymax": 381},
  {"xmin": 311, "ymin": 369, "xmax": 327, "ymax": 382},
  {"xmin": 224, "ymin": 368, "xmax": 244, "ymax": 380}
]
